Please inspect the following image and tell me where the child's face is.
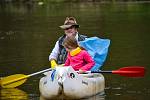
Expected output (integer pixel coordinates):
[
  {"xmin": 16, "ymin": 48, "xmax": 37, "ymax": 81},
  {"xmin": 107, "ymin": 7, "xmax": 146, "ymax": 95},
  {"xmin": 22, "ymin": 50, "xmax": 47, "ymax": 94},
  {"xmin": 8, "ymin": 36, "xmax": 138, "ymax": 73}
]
[
  {"xmin": 66, "ymin": 48, "xmax": 71, "ymax": 52},
  {"xmin": 64, "ymin": 45, "xmax": 74, "ymax": 52}
]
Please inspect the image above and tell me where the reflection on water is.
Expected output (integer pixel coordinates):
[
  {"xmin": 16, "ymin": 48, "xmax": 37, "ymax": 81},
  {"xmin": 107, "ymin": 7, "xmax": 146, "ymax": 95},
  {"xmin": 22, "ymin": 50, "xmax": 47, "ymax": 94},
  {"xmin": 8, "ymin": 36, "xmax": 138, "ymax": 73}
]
[
  {"xmin": 40, "ymin": 92, "xmax": 105, "ymax": 100},
  {"xmin": 1, "ymin": 88, "xmax": 28, "ymax": 100},
  {"xmin": 81, "ymin": 92, "xmax": 105, "ymax": 100},
  {"xmin": 105, "ymin": 77, "xmax": 150, "ymax": 100}
]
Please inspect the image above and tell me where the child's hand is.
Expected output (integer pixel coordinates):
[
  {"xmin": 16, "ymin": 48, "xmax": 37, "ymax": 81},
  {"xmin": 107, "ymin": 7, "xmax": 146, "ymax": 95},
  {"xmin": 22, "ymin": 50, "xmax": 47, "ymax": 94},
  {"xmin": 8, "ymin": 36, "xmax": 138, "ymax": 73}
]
[{"xmin": 78, "ymin": 69, "xmax": 86, "ymax": 74}]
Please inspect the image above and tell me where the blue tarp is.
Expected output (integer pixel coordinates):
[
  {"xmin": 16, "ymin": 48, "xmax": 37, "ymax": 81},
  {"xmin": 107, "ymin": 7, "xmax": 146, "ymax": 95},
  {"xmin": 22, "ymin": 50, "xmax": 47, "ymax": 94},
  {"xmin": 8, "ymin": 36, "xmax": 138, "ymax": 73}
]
[{"xmin": 79, "ymin": 37, "xmax": 110, "ymax": 71}]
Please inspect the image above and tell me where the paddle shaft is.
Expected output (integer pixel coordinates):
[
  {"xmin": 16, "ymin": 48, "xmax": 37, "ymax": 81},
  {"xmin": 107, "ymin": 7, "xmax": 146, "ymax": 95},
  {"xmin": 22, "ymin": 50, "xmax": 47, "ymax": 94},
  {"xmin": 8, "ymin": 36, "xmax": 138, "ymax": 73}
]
[
  {"xmin": 28, "ymin": 68, "xmax": 52, "ymax": 77},
  {"xmin": 91, "ymin": 71, "xmax": 112, "ymax": 73},
  {"xmin": 90, "ymin": 70, "xmax": 137, "ymax": 73}
]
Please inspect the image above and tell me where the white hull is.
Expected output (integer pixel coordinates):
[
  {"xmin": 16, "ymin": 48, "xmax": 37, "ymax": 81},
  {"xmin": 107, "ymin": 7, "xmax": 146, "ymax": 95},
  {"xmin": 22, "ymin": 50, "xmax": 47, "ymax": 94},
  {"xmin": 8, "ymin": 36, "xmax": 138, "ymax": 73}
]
[{"xmin": 39, "ymin": 66, "xmax": 105, "ymax": 99}]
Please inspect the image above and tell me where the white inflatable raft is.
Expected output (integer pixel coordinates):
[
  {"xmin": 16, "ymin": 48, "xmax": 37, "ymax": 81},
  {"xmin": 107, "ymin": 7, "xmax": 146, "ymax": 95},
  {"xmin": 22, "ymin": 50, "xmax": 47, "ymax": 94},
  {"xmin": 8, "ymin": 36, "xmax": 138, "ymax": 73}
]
[{"xmin": 39, "ymin": 66, "xmax": 105, "ymax": 99}]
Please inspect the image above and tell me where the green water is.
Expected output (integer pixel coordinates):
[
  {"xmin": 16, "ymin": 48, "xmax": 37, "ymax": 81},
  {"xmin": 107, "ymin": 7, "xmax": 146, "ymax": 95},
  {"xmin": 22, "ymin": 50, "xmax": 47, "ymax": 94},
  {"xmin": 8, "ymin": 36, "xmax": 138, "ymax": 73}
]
[{"xmin": 0, "ymin": 2, "xmax": 150, "ymax": 100}]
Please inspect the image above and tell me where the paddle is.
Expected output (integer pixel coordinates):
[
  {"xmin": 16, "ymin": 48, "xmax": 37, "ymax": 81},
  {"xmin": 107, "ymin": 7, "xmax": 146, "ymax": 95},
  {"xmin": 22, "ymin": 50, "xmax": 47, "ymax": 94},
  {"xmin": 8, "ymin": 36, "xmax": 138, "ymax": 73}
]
[
  {"xmin": 0, "ymin": 66, "xmax": 145, "ymax": 88},
  {"xmin": 1, "ymin": 68, "xmax": 52, "ymax": 88},
  {"xmin": 89, "ymin": 66, "xmax": 145, "ymax": 77}
]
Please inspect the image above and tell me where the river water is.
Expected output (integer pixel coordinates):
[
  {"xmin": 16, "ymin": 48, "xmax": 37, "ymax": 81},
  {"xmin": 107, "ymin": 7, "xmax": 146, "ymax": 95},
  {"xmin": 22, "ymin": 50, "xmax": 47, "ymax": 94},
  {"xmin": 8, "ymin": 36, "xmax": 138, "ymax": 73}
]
[{"xmin": 0, "ymin": 1, "xmax": 150, "ymax": 100}]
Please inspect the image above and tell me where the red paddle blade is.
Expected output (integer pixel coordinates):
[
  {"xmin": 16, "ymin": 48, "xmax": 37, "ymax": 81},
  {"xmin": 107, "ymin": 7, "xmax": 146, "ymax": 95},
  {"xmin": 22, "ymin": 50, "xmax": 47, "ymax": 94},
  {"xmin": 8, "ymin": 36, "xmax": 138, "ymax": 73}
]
[{"xmin": 112, "ymin": 66, "xmax": 145, "ymax": 77}]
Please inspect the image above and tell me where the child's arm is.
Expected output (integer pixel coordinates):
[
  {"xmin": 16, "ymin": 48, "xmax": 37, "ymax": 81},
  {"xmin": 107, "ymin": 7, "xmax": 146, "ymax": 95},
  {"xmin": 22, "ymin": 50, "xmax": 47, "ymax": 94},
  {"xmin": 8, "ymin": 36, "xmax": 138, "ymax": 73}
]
[
  {"xmin": 64, "ymin": 54, "xmax": 70, "ymax": 66},
  {"xmin": 80, "ymin": 51, "xmax": 95, "ymax": 71}
]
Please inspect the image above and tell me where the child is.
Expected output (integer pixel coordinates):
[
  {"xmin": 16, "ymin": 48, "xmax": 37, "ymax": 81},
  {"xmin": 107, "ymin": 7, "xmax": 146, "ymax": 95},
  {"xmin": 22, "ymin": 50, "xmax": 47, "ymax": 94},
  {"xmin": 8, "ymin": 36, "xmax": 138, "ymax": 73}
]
[{"xmin": 63, "ymin": 36, "xmax": 95, "ymax": 73}]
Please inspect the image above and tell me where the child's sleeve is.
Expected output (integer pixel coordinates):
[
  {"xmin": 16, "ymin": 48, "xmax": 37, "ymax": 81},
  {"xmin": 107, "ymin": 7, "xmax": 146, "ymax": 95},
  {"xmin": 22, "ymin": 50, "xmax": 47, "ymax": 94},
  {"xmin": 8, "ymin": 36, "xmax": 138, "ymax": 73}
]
[
  {"xmin": 80, "ymin": 51, "xmax": 95, "ymax": 71},
  {"xmin": 64, "ymin": 54, "xmax": 70, "ymax": 66}
]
